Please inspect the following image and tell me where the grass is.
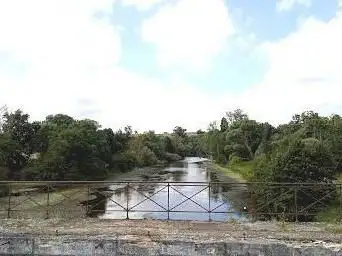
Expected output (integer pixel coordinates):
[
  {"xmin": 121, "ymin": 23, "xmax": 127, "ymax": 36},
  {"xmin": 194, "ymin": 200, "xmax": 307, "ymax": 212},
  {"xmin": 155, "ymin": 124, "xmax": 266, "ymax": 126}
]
[
  {"xmin": 325, "ymin": 225, "xmax": 342, "ymax": 234},
  {"xmin": 212, "ymin": 163, "xmax": 246, "ymax": 182},
  {"xmin": 315, "ymin": 173, "xmax": 342, "ymax": 223},
  {"xmin": 214, "ymin": 158, "xmax": 254, "ymax": 182},
  {"xmin": 228, "ymin": 160, "xmax": 255, "ymax": 181},
  {"xmin": 213, "ymin": 159, "xmax": 255, "ymax": 182}
]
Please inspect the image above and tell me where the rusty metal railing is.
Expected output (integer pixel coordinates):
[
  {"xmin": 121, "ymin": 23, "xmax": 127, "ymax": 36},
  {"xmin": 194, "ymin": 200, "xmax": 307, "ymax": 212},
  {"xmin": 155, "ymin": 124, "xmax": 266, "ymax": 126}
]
[{"xmin": 0, "ymin": 181, "xmax": 341, "ymax": 221}]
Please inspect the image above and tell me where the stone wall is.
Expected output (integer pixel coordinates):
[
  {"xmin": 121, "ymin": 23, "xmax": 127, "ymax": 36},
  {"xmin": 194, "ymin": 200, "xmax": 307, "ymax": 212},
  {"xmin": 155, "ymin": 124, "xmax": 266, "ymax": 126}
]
[{"xmin": 0, "ymin": 234, "xmax": 341, "ymax": 255}]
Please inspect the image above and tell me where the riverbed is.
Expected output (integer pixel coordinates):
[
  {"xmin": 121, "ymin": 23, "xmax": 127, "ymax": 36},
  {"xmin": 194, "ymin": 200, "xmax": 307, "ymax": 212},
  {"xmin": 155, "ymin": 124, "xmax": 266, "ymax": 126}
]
[
  {"xmin": 100, "ymin": 157, "xmax": 249, "ymax": 221},
  {"xmin": 0, "ymin": 157, "xmax": 249, "ymax": 221}
]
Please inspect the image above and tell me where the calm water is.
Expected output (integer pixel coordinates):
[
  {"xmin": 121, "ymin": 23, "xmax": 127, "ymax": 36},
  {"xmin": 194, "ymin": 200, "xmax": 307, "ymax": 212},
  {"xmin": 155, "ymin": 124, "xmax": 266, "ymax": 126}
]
[{"xmin": 100, "ymin": 157, "xmax": 248, "ymax": 221}]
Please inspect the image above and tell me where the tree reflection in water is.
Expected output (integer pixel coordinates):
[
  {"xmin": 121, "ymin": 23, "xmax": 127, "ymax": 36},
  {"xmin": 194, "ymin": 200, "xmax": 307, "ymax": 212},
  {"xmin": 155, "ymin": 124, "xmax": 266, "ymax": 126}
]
[{"xmin": 99, "ymin": 157, "xmax": 249, "ymax": 221}]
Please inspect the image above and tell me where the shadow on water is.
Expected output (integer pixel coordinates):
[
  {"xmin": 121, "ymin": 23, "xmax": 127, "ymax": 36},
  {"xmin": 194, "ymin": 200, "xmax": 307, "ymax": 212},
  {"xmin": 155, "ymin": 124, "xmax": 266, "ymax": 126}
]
[
  {"xmin": 80, "ymin": 187, "xmax": 110, "ymax": 217},
  {"xmin": 88, "ymin": 157, "xmax": 249, "ymax": 221}
]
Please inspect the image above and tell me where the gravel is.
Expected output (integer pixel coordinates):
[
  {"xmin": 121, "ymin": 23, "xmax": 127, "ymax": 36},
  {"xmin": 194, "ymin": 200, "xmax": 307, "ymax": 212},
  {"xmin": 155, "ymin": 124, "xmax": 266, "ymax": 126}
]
[{"xmin": 0, "ymin": 219, "xmax": 341, "ymax": 244}]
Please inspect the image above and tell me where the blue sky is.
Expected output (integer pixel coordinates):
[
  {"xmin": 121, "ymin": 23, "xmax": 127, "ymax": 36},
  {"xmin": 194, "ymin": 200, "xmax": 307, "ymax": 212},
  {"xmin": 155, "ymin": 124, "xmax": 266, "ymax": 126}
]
[{"xmin": 0, "ymin": 0, "xmax": 341, "ymax": 132}]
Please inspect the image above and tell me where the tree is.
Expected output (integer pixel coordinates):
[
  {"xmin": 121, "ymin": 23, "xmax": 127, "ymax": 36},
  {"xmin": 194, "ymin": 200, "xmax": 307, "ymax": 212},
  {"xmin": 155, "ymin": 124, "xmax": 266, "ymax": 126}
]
[
  {"xmin": 220, "ymin": 117, "xmax": 228, "ymax": 132},
  {"xmin": 255, "ymin": 122, "xmax": 275, "ymax": 156},
  {"xmin": 165, "ymin": 136, "xmax": 175, "ymax": 154},
  {"xmin": 46, "ymin": 114, "xmax": 74, "ymax": 128},
  {"xmin": 226, "ymin": 109, "xmax": 248, "ymax": 126},
  {"xmin": 0, "ymin": 110, "xmax": 37, "ymax": 178},
  {"xmin": 0, "ymin": 105, "xmax": 7, "ymax": 132},
  {"xmin": 0, "ymin": 134, "xmax": 24, "ymax": 179},
  {"xmin": 196, "ymin": 129, "xmax": 205, "ymax": 134},
  {"xmin": 253, "ymin": 138, "xmax": 336, "ymax": 221},
  {"xmin": 2, "ymin": 110, "xmax": 35, "ymax": 154},
  {"xmin": 173, "ymin": 126, "xmax": 187, "ymax": 138},
  {"xmin": 36, "ymin": 120, "xmax": 111, "ymax": 180},
  {"xmin": 225, "ymin": 119, "xmax": 262, "ymax": 160}
]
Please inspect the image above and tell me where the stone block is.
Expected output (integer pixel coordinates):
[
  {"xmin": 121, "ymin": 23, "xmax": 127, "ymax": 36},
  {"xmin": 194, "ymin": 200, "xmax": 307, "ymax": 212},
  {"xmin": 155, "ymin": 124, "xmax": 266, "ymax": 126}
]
[
  {"xmin": 225, "ymin": 241, "xmax": 250, "ymax": 256},
  {"xmin": 193, "ymin": 242, "xmax": 226, "ymax": 256},
  {"xmin": 155, "ymin": 241, "xmax": 197, "ymax": 255},
  {"xmin": 0, "ymin": 237, "xmax": 33, "ymax": 255},
  {"xmin": 118, "ymin": 239, "xmax": 160, "ymax": 255},
  {"xmin": 299, "ymin": 246, "xmax": 335, "ymax": 256},
  {"xmin": 34, "ymin": 238, "xmax": 95, "ymax": 256},
  {"xmin": 264, "ymin": 243, "xmax": 291, "ymax": 256}
]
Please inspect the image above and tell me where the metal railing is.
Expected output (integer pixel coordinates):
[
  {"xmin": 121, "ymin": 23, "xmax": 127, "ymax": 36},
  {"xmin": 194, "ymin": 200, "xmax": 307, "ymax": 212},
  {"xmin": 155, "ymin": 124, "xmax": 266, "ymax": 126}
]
[{"xmin": 0, "ymin": 181, "xmax": 341, "ymax": 221}]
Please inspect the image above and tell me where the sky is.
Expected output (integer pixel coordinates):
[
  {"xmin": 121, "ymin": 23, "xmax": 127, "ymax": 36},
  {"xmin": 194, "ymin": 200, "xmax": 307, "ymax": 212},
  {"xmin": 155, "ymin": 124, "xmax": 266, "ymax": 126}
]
[{"xmin": 0, "ymin": 0, "xmax": 341, "ymax": 132}]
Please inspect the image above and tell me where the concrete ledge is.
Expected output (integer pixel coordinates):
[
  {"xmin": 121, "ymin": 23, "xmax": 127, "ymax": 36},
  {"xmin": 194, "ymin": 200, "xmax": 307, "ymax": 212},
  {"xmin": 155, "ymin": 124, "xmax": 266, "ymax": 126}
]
[{"xmin": 1, "ymin": 234, "xmax": 341, "ymax": 256}]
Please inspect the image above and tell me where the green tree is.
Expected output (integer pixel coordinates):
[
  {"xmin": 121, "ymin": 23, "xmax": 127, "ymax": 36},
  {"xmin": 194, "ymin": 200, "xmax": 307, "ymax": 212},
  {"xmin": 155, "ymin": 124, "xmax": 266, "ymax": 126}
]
[
  {"xmin": 173, "ymin": 126, "xmax": 187, "ymax": 138},
  {"xmin": 220, "ymin": 117, "xmax": 228, "ymax": 132},
  {"xmin": 2, "ymin": 110, "xmax": 35, "ymax": 154},
  {"xmin": 253, "ymin": 139, "xmax": 336, "ymax": 221},
  {"xmin": 226, "ymin": 109, "xmax": 248, "ymax": 126}
]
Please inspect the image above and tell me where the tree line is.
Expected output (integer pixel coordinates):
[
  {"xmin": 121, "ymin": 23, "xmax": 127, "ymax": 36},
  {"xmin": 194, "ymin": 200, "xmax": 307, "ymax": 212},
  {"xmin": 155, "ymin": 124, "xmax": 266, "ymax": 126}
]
[
  {"xmin": 1, "ymin": 107, "xmax": 341, "ymax": 186},
  {"xmin": 0, "ymin": 110, "xmax": 202, "ymax": 181},
  {"xmin": 206, "ymin": 109, "xmax": 341, "ymax": 182},
  {"xmin": 1, "ymin": 107, "xmax": 341, "ymax": 220},
  {"xmin": 205, "ymin": 109, "xmax": 342, "ymax": 220}
]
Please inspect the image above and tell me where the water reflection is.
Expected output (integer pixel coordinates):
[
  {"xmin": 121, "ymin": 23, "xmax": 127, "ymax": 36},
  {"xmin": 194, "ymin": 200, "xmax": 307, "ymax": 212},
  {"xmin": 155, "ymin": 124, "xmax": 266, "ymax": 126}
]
[{"xmin": 98, "ymin": 157, "xmax": 248, "ymax": 221}]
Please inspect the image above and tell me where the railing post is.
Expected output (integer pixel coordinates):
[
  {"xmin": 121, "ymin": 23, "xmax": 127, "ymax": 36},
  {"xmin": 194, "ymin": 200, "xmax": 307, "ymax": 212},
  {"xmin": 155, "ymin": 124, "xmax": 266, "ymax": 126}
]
[
  {"xmin": 126, "ymin": 183, "xmax": 129, "ymax": 220},
  {"xmin": 7, "ymin": 184, "xmax": 11, "ymax": 219},
  {"xmin": 167, "ymin": 183, "xmax": 170, "ymax": 221},
  {"xmin": 46, "ymin": 185, "xmax": 50, "ymax": 219},
  {"xmin": 294, "ymin": 185, "xmax": 298, "ymax": 222},
  {"xmin": 86, "ymin": 184, "xmax": 90, "ymax": 217},
  {"xmin": 208, "ymin": 182, "xmax": 211, "ymax": 222},
  {"xmin": 266, "ymin": 189, "xmax": 269, "ymax": 219},
  {"xmin": 339, "ymin": 184, "xmax": 342, "ymax": 220}
]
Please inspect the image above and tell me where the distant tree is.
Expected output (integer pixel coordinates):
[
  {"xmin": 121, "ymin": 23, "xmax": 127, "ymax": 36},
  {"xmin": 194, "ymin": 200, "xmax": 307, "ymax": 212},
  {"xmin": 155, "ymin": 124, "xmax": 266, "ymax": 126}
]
[
  {"xmin": 2, "ymin": 110, "xmax": 35, "ymax": 153},
  {"xmin": 226, "ymin": 109, "xmax": 248, "ymax": 126},
  {"xmin": 220, "ymin": 117, "xmax": 228, "ymax": 132},
  {"xmin": 173, "ymin": 126, "xmax": 187, "ymax": 138},
  {"xmin": 0, "ymin": 134, "xmax": 25, "ymax": 178},
  {"xmin": 46, "ymin": 114, "xmax": 74, "ymax": 128},
  {"xmin": 196, "ymin": 129, "xmax": 205, "ymax": 134}
]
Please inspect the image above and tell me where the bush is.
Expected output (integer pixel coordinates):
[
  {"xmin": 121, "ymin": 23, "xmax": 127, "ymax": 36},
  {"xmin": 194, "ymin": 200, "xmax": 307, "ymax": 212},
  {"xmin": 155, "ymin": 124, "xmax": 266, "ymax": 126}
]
[
  {"xmin": 164, "ymin": 153, "xmax": 182, "ymax": 162},
  {"xmin": 141, "ymin": 146, "xmax": 158, "ymax": 166},
  {"xmin": 252, "ymin": 139, "xmax": 337, "ymax": 221},
  {"xmin": 229, "ymin": 155, "xmax": 242, "ymax": 165}
]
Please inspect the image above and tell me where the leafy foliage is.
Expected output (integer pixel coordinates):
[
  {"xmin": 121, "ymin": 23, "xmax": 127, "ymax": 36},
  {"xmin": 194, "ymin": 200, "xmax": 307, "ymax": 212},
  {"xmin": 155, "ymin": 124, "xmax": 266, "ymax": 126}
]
[
  {"xmin": 205, "ymin": 109, "xmax": 342, "ymax": 221},
  {"xmin": 0, "ymin": 110, "xmax": 192, "ymax": 180},
  {"xmin": 1, "ymin": 107, "xmax": 342, "ymax": 220}
]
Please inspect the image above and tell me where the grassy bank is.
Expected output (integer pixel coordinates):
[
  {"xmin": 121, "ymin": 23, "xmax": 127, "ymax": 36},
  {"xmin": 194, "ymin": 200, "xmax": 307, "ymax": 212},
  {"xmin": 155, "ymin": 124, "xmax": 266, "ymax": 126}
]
[
  {"xmin": 213, "ymin": 160, "xmax": 254, "ymax": 182},
  {"xmin": 212, "ymin": 163, "xmax": 246, "ymax": 182},
  {"xmin": 315, "ymin": 173, "xmax": 342, "ymax": 223}
]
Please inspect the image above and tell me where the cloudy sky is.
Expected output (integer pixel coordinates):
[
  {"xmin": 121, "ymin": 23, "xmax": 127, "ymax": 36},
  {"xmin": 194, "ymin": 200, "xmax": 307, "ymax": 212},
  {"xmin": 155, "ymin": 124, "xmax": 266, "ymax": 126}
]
[{"xmin": 0, "ymin": 0, "xmax": 340, "ymax": 132}]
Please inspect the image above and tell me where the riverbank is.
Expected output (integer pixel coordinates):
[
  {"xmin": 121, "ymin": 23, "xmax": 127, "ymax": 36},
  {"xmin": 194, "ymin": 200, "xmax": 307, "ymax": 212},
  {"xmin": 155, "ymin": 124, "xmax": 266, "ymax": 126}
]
[
  {"xmin": 211, "ymin": 160, "xmax": 255, "ymax": 183},
  {"xmin": 212, "ymin": 161, "xmax": 342, "ymax": 223},
  {"xmin": 316, "ymin": 173, "xmax": 342, "ymax": 223},
  {"xmin": 211, "ymin": 163, "xmax": 246, "ymax": 183},
  {"xmin": 0, "ymin": 159, "xmax": 197, "ymax": 219}
]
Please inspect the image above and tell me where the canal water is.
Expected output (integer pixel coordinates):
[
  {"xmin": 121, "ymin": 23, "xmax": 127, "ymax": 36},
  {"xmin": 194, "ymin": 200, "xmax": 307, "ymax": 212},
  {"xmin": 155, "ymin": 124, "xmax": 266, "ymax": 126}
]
[{"xmin": 100, "ymin": 157, "xmax": 249, "ymax": 221}]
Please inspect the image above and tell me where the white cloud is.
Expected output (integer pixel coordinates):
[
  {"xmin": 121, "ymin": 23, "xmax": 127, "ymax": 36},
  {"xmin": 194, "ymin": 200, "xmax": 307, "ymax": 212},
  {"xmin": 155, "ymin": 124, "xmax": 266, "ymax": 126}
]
[
  {"xmin": 276, "ymin": 0, "xmax": 312, "ymax": 12},
  {"xmin": 338, "ymin": 0, "xmax": 342, "ymax": 17},
  {"xmin": 1, "ymin": 0, "xmax": 341, "ymax": 134},
  {"xmin": 0, "ymin": 0, "xmax": 120, "ymax": 72},
  {"xmin": 141, "ymin": 0, "xmax": 235, "ymax": 72},
  {"xmin": 232, "ymin": 14, "xmax": 342, "ymax": 125},
  {"xmin": 0, "ymin": 0, "xmax": 119, "ymax": 125},
  {"xmin": 0, "ymin": 0, "xmax": 223, "ymax": 133},
  {"xmin": 120, "ymin": 0, "xmax": 168, "ymax": 11}
]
